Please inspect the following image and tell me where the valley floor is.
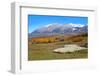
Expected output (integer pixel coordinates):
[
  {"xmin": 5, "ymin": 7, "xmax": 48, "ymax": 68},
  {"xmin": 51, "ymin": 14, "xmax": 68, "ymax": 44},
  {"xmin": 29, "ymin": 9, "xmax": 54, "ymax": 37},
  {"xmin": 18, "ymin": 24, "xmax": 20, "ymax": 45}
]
[{"xmin": 28, "ymin": 40, "xmax": 87, "ymax": 60}]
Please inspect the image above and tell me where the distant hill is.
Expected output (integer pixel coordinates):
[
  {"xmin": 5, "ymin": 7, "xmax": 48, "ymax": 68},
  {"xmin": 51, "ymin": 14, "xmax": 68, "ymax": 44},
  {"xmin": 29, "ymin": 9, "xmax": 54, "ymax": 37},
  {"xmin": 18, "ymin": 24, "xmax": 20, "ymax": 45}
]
[{"xmin": 29, "ymin": 23, "xmax": 88, "ymax": 38}]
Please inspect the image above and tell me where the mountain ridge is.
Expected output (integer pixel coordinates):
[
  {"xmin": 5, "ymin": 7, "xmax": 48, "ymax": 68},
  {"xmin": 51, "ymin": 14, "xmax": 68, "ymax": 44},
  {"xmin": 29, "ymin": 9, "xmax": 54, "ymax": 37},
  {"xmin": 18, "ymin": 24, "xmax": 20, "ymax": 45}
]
[{"xmin": 29, "ymin": 23, "xmax": 88, "ymax": 38}]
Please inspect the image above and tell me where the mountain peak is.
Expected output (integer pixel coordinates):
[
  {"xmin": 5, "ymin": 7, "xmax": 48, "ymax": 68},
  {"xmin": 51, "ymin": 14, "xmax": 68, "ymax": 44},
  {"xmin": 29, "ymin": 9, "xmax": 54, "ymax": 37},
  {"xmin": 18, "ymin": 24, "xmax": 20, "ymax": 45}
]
[
  {"xmin": 44, "ymin": 23, "xmax": 62, "ymax": 27},
  {"xmin": 29, "ymin": 23, "xmax": 87, "ymax": 37},
  {"xmin": 68, "ymin": 23, "xmax": 85, "ymax": 27}
]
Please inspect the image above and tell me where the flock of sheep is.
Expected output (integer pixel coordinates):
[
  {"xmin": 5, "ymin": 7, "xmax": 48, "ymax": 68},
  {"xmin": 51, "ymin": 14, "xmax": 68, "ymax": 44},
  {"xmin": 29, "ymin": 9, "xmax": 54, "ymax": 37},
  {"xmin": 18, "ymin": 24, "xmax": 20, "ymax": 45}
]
[{"xmin": 53, "ymin": 44, "xmax": 87, "ymax": 53}]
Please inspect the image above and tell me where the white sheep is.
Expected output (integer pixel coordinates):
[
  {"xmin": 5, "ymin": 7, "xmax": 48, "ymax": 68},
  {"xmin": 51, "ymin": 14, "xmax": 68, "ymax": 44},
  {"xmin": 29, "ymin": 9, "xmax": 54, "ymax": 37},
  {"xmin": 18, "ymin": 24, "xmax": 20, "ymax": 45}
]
[{"xmin": 53, "ymin": 44, "xmax": 87, "ymax": 53}]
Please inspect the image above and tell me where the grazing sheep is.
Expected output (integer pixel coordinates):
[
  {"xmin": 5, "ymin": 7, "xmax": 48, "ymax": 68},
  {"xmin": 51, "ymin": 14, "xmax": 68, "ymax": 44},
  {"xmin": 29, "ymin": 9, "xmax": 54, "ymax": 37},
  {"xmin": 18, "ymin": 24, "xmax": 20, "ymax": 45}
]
[{"xmin": 53, "ymin": 44, "xmax": 87, "ymax": 53}]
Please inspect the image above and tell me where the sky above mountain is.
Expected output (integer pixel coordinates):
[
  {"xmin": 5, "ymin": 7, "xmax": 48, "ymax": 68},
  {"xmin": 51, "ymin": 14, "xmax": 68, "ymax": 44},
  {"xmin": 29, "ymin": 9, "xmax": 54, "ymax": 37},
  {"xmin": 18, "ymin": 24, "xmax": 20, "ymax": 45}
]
[{"xmin": 28, "ymin": 15, "xmax": 88, "ymax": 33}]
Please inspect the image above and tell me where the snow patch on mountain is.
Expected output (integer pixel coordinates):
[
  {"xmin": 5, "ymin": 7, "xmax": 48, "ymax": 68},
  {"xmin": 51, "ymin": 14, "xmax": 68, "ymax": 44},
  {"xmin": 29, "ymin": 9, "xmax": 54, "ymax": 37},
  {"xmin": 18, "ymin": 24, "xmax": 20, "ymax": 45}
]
[
  {"xmin": 44, "ymin": 23, "xmax": 85, "ymax": 28},
  {"xmin": 44, "ymin": 23, "xmax": 62, "ymax": 28},
  {"xmin": 69, "ymin": 23, "xmax": 85, "ymax": 27}
]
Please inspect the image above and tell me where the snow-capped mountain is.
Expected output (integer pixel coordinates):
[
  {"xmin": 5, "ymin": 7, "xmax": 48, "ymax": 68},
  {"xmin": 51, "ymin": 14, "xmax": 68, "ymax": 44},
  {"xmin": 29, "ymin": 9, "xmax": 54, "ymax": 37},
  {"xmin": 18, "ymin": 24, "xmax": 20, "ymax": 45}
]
[
  {"xmin": 29, "ymin": 23, "xmax": 88, "ymax": 37},
  {"xmin": 68, "ymin": 23, "xmax": 85, "ymax": 27}
]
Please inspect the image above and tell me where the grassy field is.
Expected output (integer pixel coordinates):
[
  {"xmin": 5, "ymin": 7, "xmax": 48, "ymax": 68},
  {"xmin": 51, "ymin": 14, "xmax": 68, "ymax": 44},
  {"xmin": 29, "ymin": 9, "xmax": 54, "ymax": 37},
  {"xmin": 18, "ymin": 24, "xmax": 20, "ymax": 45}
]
[{"xmin": 28, "ymin": 33, "xmax": 88, "ymax": 60}]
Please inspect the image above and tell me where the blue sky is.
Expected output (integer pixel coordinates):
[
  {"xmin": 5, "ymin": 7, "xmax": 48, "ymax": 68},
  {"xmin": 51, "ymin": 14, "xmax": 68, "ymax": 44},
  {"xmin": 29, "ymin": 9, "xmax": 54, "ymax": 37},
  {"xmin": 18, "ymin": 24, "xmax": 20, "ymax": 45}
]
[{"xmin": 28, "ymin": 15, "xmax": 88, "ymax": 33}]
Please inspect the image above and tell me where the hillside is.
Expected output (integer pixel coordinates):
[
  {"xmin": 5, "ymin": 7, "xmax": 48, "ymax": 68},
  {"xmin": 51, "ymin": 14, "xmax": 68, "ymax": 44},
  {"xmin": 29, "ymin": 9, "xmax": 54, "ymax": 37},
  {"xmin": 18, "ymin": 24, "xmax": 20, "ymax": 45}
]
[{"xmin": 29, "ymin": 23, "xmax": 88, "ymax": 38}]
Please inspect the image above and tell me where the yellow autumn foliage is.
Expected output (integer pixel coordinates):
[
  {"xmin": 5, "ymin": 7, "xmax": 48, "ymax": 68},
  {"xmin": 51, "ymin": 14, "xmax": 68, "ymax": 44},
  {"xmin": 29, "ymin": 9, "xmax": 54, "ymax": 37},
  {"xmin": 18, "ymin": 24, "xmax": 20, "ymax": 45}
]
[{"xmin": 31, "ymin": 37, "xmax": 57, "ymax": 43}]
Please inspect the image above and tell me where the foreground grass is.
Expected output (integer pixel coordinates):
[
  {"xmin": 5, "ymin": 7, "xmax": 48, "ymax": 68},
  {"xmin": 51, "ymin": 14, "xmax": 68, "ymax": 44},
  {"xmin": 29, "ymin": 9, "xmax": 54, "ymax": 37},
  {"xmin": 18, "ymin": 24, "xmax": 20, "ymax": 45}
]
[
  {"xmin": 28, "ymin": 33, "xmax": 88, "ymax": 60},
  {"xmin": 28, "ymin": 42, "xmax": 88, "ymax": 60}
]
